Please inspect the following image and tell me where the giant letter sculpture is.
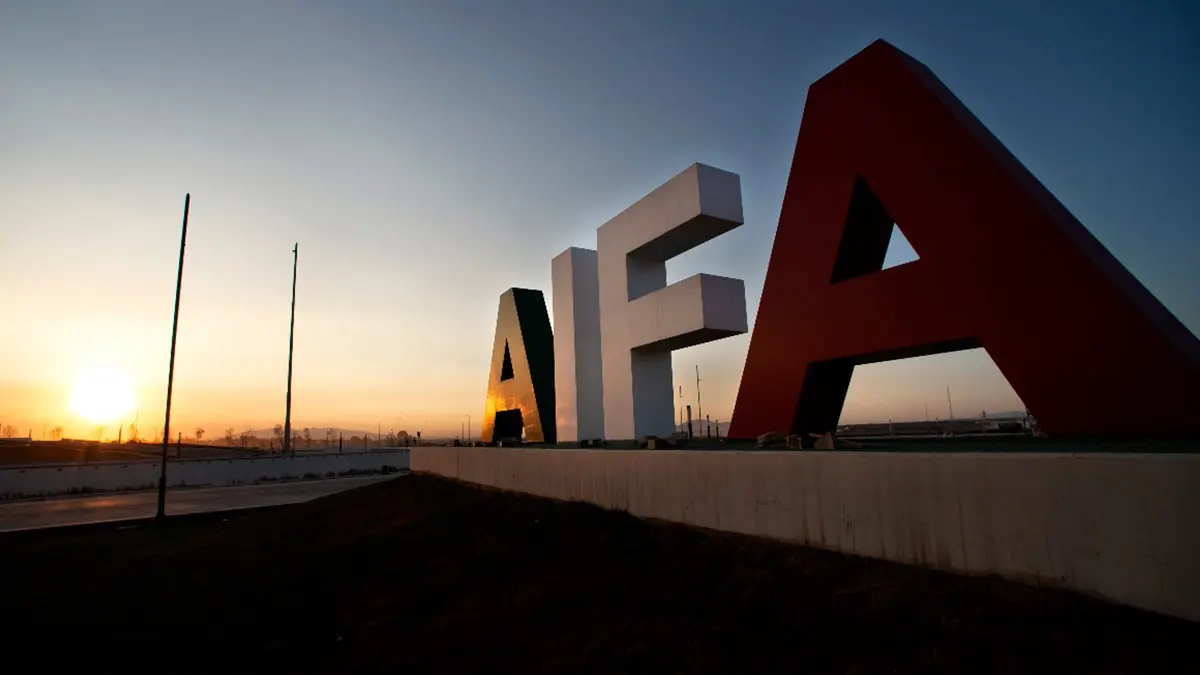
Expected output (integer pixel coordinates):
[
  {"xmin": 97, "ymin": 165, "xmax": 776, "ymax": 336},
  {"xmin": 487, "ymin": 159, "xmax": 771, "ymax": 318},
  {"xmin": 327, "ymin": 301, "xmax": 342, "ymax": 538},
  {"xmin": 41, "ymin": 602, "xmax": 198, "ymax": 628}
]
[
  {"xmin": 597, "ymin": 163, "xmax": 748, "ymax": 440},
  {"xmin": 729, "ymin": 40, "xmax": 1200, "ymax": 441},
  {"xmin": 481, "ymin": 288, "xmax": 557, "ymax": 444},
  {"xmin": 552, "ymin": 247, "xmax": 604, "ymax": 443}
]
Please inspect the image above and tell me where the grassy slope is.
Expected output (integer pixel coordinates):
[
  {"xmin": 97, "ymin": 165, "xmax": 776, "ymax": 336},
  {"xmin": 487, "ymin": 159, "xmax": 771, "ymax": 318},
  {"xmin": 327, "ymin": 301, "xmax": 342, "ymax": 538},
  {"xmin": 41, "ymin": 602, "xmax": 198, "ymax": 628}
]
[{"xmin": 1, "ymin": 474, "xmax": 1196, "ymax": 674}]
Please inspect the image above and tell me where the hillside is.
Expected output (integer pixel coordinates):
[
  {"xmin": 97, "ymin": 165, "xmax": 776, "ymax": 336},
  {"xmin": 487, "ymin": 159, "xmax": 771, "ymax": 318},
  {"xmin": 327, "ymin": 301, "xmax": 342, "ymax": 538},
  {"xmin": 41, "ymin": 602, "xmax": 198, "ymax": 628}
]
[{"xmin": 1, "ymin": 474, "xmax": 1194, "ymax": 673}]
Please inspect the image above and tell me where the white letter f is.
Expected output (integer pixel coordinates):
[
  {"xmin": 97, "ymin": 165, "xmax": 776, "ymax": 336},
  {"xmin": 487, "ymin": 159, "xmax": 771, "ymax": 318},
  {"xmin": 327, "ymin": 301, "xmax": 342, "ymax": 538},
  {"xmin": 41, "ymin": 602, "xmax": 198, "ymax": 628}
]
[{"xmin": 597, "ymin": 163, "xmax": 748, "ymax": 440}]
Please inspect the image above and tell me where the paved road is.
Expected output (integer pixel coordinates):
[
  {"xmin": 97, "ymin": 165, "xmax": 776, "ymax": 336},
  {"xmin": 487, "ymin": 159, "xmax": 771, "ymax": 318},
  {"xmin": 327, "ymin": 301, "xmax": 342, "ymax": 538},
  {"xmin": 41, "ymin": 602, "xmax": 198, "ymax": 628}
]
[{"xmin": 0, "ymin": 474, "xmax": 402, "ymax": 533}]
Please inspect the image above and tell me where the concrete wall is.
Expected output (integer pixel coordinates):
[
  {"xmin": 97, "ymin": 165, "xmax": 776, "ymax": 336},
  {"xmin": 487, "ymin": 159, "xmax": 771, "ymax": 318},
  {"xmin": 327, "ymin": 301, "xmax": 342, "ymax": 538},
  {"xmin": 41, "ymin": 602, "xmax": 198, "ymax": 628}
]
[
  {"xmin": 412, "ymin": 446, "xmax": 1200, "ymax": 622},
  {"xmin": 0, "ymin": 449, "xmax": 409, "ymax": 500}
]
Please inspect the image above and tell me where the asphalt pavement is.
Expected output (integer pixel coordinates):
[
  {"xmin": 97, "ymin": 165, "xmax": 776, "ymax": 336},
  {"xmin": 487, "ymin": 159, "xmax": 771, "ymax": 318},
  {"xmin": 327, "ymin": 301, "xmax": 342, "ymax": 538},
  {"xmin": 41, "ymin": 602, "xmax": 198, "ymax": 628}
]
[{"xmin": 0, "ymin": 474, "xmax": 402, "ymax": 533}]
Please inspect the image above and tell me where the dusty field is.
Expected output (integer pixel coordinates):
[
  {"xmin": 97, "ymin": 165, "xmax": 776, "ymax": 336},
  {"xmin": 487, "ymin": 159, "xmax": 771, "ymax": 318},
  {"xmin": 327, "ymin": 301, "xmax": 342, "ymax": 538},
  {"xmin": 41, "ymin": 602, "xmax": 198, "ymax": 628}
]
[
  {"xmin": 0, "ymin": 440, "xmax": 259, "ymax": 465},
  {"xmin": 0, "ymin": 474, "xmax": 1195, "ymax": 674}
]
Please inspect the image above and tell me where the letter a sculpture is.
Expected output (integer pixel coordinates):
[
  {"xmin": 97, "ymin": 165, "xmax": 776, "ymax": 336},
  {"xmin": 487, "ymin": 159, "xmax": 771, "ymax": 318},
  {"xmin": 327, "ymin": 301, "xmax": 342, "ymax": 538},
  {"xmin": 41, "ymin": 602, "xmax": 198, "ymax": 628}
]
[
  {"xmin": 481, "ymin": 288, "xmax": 557, "ymax": 444},
  {"xmin": 730, "ymin": 40, "xmax": 1200, "ymax": 442}
]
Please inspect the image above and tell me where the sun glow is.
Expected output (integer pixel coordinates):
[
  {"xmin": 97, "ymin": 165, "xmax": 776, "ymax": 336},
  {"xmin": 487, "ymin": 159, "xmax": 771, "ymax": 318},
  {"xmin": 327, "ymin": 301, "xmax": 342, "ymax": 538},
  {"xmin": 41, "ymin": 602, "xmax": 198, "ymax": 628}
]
[{"xmin": 69, "ymin": 366, "xmax": 136, "ymax": 424}]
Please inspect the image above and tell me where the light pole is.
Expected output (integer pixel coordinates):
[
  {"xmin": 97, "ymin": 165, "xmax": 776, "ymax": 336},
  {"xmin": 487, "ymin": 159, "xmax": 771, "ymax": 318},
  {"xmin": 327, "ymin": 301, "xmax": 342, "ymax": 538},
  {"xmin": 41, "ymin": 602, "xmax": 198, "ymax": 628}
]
[
  {"xmin": 465, "ymin": 414, "xmax": 471, "ymax": 444},
  {"xmin": 156, "ymin": 193, "xmax": 190, "ymax": 521},
  {"xmin": 282, "ymin": 243, "xmax": 298, "ymax": 455}
]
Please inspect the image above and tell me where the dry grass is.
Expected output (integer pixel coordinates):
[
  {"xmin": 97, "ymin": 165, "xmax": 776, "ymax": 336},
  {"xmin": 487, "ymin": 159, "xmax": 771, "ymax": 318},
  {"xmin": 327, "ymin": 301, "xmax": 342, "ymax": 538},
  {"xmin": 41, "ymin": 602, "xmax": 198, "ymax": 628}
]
[{"xmin": 0, "ymin": 474, "xmax": 1195, "ymax": 674}]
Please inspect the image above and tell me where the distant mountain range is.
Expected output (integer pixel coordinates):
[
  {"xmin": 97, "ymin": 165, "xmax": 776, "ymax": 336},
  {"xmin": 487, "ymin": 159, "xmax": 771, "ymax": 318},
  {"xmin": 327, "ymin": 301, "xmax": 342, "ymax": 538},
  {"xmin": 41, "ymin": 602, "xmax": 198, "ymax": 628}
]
[
  {"xmin": 239, "ymin": 427, "xmax": 402, "ymax": 440},
  {"xmin": 839, "ymin": 410, "xmax": 1030, "ymax": 426},
  {"xmin": 674, "ymin": 410, "xmax": 1030, "ymax": 439},
  {"xmin": 217, "ymin": 411, "xmax": 1030, "ymax": 443}
]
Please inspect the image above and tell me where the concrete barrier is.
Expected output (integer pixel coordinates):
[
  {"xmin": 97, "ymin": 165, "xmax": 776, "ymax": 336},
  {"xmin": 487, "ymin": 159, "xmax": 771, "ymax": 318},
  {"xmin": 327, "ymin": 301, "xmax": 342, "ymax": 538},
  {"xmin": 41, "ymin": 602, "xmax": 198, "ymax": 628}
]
[
  {"xmin": 412, "ymin": 446, "xmax": 1200, "ymax": 622},
  {"xmin": 0, "ymin": 449, "xmax": 410, "ymax": 500}
]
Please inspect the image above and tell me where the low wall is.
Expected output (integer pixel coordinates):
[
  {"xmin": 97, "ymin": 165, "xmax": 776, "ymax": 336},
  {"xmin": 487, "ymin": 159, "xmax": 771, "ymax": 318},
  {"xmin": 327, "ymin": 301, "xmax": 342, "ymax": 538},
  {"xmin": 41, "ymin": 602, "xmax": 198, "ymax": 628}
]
[
  {"xmin": 412, "ymin": 447, "xmax": 1200, "ymax": 622},
  {"xmin": 0, "ymin": 449, "xmax": 410, "ymax": 500}
]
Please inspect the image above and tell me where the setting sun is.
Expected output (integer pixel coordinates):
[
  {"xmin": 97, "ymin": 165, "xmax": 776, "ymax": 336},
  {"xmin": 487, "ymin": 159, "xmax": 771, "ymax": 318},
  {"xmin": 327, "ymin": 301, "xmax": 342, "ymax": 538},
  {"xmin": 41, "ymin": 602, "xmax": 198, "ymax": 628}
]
[{"xmin": 69, "ymin": 366, "xmax": 136, "ymax": 425}]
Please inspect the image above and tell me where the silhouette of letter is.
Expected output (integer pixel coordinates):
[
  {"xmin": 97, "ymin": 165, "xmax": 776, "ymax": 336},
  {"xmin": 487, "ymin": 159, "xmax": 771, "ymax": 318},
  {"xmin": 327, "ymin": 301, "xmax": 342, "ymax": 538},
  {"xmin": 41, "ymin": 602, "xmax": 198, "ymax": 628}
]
[
  {"xmin": 481, "ymin": 288, "xmax": 557, "ymax": 443},
  {"xmin": 598, "ymin": 164, "xmax": 748, "ymax": 440},
  {"xmin": 729, "ymin": 40, "xmax": 1200, "ymax": 441},
  {"xmin": 552, "ymin": 247, "xmax": 604, "ymax": 443}
]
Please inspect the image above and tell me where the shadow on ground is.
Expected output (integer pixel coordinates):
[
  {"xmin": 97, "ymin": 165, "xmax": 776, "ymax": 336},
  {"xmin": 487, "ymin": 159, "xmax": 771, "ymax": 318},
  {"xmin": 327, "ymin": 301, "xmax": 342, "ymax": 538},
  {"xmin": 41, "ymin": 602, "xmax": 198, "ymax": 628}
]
[{"xmin": 1, "ymin": 474, "xmax": 1195, "ymax": 674}]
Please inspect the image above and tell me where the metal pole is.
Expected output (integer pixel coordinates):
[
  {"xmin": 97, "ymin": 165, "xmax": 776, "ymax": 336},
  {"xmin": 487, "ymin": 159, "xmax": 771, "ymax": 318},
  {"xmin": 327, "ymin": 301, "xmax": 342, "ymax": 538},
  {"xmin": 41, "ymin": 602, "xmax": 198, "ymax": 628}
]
[
  {"xmin": 946, "ymin": 385, "xmax": 954, "ymax": 421},
  {"xmin": 283, "ymin": 244, "xmax": 298, "ymax": 455},
  {"xmin": 156, "ymin": 193, "xmax": 190, "ymax": 521},
  {"xmin": 695, "ymin": 366, "xmax": 702, "ymax": 427}
]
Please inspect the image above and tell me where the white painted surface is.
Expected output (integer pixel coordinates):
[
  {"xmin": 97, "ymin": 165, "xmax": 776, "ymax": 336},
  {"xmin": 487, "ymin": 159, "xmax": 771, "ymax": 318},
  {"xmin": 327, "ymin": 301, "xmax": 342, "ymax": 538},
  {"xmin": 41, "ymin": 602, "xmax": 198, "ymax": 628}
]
[
  {"xmin": 626, "ymin": 273, "xmax": 747, "ymax": 351},
  {"xmin": 596, "ymin": 163, "xmax": 747, "ymax": 440},
  {"xmin": 551, "ymin": 247, "xmax": 604, "ymax": 442},
  {"xmin": 0, "ymin": 450, "xmax": 410, "ymax": 500},
  {"xmin": 412, "ymin": 446, "xmax": 1200, "ymax": 622}
]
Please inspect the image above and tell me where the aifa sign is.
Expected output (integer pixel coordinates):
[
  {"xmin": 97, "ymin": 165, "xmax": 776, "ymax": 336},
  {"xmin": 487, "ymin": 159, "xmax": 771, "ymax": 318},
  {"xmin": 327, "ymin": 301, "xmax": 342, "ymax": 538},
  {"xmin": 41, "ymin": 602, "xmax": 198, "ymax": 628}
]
[{"xmin": 482, "ymin": 40, "xmax": 1200, "ymax": 445}]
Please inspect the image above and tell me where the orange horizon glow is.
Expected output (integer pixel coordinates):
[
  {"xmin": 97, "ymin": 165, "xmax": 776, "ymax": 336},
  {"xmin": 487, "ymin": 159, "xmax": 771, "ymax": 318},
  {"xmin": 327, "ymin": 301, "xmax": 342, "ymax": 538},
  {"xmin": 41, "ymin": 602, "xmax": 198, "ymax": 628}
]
[{"xmin": 0, "ymin": 344, "xmax": 1028, "ymax": 443}]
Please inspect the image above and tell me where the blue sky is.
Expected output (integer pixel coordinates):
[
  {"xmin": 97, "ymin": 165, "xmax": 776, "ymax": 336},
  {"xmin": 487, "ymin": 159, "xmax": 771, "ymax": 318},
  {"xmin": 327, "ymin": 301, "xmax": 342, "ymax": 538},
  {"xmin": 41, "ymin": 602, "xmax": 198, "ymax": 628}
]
[{"xmin": 1, "ymin": 0, "xmax": 1196, "ymax": 437}]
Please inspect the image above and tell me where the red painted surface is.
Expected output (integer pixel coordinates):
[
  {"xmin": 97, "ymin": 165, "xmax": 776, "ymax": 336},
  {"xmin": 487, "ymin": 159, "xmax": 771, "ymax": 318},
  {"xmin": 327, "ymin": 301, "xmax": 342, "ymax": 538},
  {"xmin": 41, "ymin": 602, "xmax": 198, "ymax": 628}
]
[{"xmin": 729, "ymin": 40, "xmax": 1200, "ymax": 441}]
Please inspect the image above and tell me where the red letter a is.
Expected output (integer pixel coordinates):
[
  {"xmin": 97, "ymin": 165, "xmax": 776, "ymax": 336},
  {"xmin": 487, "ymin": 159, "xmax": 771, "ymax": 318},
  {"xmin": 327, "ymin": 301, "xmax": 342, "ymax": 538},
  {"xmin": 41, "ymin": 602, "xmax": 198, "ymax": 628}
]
[{"xmin": 729, "ymin": 40, "xmax": 1200, "ymax": 441}]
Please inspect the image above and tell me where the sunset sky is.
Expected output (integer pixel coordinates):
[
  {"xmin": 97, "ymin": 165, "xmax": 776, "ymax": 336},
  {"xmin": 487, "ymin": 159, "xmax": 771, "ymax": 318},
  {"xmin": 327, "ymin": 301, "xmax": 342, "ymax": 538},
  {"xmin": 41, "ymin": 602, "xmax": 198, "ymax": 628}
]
[{"xmin": 2, "ymin": 1, "xmax": 1197, "ymax": 440}]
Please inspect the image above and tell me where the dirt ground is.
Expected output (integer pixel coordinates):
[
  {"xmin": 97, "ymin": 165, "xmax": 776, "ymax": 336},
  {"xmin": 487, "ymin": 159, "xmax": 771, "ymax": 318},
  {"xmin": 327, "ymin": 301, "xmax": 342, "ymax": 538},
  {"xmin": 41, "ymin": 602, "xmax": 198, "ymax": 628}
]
[
  {"xmin": 0, "ymin": 440, "xmax": 259, "ymax": 465},
  {"xmin": 0, "ymin": 474, "xmax": 1195, "ymax": 674}
]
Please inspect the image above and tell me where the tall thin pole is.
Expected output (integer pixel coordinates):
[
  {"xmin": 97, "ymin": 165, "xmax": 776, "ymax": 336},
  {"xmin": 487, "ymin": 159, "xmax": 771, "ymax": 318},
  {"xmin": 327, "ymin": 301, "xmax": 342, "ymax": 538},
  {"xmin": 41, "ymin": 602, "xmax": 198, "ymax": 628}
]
[
  {"xmin": 283, "ymin": 244, "xmax": 298, "ymax": 455},
  {"xmin": 695, "ymin": 365, "xmax": 703, "ymax": 427},
  {"xmin": 946, "ymin": 385, "xmax": 955, "ymax": 421},
  {"xmin": 156, "ymin": 193, "xmax": 190, "ymax": 521}
]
